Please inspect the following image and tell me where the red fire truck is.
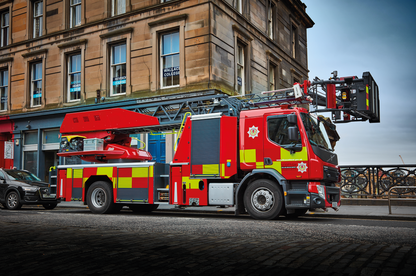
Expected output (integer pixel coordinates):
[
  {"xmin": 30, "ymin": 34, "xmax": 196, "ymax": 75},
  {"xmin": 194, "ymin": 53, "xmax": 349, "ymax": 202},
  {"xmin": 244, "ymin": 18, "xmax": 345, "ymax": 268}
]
[{"xmin": 56, "ymin": 71, "xmax": 379, "ymax": 220}]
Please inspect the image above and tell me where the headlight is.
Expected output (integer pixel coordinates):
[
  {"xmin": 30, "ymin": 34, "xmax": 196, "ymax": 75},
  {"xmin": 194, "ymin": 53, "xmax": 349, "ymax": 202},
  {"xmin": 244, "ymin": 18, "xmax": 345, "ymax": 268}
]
[
  {"xmin": 316, "ymin": 185, "xmax": 326, "ymax": 199},
  {"xmin": 23, "ymin": 187, "xmax": 39, "ymax": 192}
]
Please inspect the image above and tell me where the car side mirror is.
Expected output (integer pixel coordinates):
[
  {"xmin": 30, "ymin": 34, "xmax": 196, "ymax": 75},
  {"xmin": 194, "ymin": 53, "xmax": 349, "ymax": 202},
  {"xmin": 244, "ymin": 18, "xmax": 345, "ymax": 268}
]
[
  {"xmin": 288, "ymin": 126, "xmax": 299, "ymax": 142},
  {"xmin": 287, "ymin": 113, "xmax": 298, "ymax": 125}
]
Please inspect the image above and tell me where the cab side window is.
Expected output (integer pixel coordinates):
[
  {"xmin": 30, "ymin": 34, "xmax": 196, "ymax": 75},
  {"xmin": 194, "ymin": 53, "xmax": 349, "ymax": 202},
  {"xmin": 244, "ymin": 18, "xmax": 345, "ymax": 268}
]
[
  {"xmin": 0, "ymin": 171, "xmax": 5, "ymax": 180},
  {"xmin": 267, "ymin": 115, "xmax": 301, "ymax": 146}
]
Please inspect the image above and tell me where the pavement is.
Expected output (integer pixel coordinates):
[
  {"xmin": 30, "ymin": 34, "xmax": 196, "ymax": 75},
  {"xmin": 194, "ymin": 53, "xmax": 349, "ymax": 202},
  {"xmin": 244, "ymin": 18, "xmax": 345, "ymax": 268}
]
[{"xmin": 57, "ymin": 200, "xmax": 416, "ymax": 221}]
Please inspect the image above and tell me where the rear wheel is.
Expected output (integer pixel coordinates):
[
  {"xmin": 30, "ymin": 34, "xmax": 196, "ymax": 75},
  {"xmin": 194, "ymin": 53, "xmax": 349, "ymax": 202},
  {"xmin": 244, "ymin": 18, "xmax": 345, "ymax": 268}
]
[
  {"xmin": 87, "ymin": 181, "xmax": 116, "ymax": 214},
  {"xmin": 5, "ymin": 191, "xmax": 22, "ymax": 210},
  {"xmin": 129, "ymin": 204, "xmax": 159, "ymax": 213},
  {"xmin": 244, "ymin": 179, "xmax": 283, "ymax": 220}
]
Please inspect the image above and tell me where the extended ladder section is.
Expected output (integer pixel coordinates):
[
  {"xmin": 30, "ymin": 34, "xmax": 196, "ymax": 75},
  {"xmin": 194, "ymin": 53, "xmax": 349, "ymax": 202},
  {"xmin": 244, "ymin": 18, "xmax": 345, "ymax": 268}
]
[{"xmin": 309, "ymin": 71, "xmax": 380, "ymax": 123}]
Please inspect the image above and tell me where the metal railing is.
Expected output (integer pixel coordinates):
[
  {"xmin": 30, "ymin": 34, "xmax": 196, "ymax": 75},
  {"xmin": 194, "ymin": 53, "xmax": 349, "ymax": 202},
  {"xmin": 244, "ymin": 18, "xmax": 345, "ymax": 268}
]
[
  {"xmin": 388, "ymin": 186, "xmax": 416, "ymax": 214},
  {"xmin": 339, "ymin": 165, "xmax": 416, "ymax": 198}
]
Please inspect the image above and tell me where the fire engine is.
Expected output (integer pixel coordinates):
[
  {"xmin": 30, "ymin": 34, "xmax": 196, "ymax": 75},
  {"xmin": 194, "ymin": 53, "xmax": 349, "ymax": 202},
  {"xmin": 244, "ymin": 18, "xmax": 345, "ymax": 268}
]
[{"xmin": 55, "ymin": 71, "xmax": 380, "ymax": 220}]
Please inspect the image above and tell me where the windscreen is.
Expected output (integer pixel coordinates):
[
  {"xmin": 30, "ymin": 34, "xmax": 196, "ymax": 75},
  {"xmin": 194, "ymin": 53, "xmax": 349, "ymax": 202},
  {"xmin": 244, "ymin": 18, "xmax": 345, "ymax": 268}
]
[
  {"xmin": 4, "ymin": 170, "xmax": 42, "ymax": 181},
  {"xmin": 300, "ymin": 113, "xmax": 333, "ymax": 151}
]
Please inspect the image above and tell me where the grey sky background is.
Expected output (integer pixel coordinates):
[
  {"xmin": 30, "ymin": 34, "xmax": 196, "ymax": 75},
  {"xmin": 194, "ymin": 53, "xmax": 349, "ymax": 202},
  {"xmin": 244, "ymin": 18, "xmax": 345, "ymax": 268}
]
[{"xmin": 302, "ymin": 0, "xmax": 416, "ymax": 165}]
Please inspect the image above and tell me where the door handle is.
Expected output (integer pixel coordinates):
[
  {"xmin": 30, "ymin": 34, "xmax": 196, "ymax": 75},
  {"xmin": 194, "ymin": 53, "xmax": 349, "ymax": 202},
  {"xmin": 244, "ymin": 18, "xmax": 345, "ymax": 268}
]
[{"xmin": 264, "ymin": 158, "xmax": 273, "ymax": 166}]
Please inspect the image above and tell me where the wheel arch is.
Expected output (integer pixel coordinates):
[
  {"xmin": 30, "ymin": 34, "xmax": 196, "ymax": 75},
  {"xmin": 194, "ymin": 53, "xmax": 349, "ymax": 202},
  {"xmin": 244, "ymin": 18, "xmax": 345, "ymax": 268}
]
[
  {"xmin": 84, "ymin": 175, "xmax": 113, "ymax": 204},
  {"xmin": 235, "ymin": 169, "xmax": 288, "ymax": 215}
]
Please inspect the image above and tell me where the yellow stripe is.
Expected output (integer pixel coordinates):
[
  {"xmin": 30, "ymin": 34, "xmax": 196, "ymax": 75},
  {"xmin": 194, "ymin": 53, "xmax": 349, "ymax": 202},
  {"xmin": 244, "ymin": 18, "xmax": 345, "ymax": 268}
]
[
  {"xmin": 265, "ymin": 162, "xmax": 282, "ymax": 174},
  {"xmin": 280, "ymin": 147, "xmax": 308, "ymax": 161},
  {"xmin": 366, "ymin": 85, "xmax": 369, "ymax": 108},
  {"xmin": 182, "ymin": 177, "xmax": 200, "ymax": 189},
  {"xmin": 67, "ymin": 168, "xmax": 72, "ymax": 178},
  {"xmin": 118, "ymin": 177, "xmax": 132, "ymax": 188},
  {"xmin": 74, "ymin": 169, "xmax": 83, "ymax": 179},
  {"xmin": 150, "ymin": 166, "xmax": 153, "ymax": 178},
  {"xmin": 97, "ymin": 167, "xmax": 113, "ymax": 177},
  {"xmin": 132, "ymin": 167, "xmax": 148, "ymax": 177},
  {"xmin": 256, "ymin": 162, "xmax": 264, "ymax": 169},
  {"xmin": 242, "ymin": 149, "xmax": 256, "ymax": 163},
  {"xmin": 203, "ymin": 164, "xmax": 219, "ymax": 175},
  {"xmin": 221, "ymin": 164, "xmax": 225, "ymax": 177}
]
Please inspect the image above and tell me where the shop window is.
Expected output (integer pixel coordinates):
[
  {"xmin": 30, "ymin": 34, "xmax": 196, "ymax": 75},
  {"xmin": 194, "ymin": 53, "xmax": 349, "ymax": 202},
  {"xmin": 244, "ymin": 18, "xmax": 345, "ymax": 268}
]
[{"xmin": 160, "ymin": 31, "xmax": 180, "ymax": 88}]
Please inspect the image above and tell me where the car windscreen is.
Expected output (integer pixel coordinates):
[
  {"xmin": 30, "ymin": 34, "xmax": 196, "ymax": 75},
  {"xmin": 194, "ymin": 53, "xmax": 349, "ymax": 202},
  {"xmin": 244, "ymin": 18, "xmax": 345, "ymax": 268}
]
[{"xmin": 3, "ymin": 170, "xmax": 42, "ymax": 181}]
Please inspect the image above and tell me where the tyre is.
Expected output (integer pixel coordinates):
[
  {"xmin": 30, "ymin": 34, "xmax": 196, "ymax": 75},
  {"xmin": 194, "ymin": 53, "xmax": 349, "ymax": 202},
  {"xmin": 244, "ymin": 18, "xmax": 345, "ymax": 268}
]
[
  {"xmin": 285, "ymin": 208, "xmax": 307, "ymax": 219},
  {"xmin": 243, "ymin": 179, "xmax": 283, "ymax": 220},
  {"xmin": 5, "ymin": 191, "xmax": 22, "ymax": 210},
  {"xmin": 43, "ymin": 203, "xmax": 57, "ymax": 210},
  {"xmin": 87, "ymin": 181, "xmax": 116, "ymax": 214},
  {"xmin": 129, "ymin": 204, "xmax": 159, "ymax": 213}
]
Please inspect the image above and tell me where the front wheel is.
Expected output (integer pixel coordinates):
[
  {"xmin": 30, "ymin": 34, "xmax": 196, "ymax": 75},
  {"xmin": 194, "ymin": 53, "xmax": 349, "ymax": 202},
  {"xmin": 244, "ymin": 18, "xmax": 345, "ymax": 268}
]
[
  {"xmin": 87, "ymin": 181, "xmax": 116, "ymax": 214},
  {"xmin": 244, "ymin": 179, "xmax": 283, "ymax": 220},
  {"xmin": 5, "ymin": 191, "xmax": 22, "ymax": 210}
]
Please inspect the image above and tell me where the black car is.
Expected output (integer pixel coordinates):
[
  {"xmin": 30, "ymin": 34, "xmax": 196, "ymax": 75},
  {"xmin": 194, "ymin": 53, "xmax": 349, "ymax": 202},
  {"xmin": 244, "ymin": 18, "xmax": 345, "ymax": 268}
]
[{"xmin": 0, "ymin": 169, "xmax": 60, "ymax": 210}]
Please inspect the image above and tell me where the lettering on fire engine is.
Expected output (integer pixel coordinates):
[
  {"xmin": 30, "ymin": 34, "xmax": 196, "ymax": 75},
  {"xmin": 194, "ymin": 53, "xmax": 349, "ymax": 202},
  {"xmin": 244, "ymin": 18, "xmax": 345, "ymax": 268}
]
[{"xmin": 247, "ymin": 126, "xmax": 260, "ymax": 139}]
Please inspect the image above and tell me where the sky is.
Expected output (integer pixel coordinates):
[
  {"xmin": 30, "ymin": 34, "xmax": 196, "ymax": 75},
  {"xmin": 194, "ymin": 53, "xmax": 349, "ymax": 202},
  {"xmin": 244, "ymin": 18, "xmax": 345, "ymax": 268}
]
[{"xmin": 302, "ymin": 0, "xmax": 416, "ymax": 165}]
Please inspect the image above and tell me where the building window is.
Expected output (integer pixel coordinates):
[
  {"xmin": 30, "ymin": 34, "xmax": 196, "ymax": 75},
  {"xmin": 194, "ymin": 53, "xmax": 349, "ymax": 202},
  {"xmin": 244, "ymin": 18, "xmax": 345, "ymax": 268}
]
[
  {"xmin": 291, "ymin": 25, "xmax": 298, "ymax": 59},
  {"xmin": 0, "ymin": 69, "xmax": 7, "ymax": 111},
  {"xmin": 110, "ymin": 43, "xmax": 126, "ymax": 95},
  {"xmin": 160, "ymin": 31, "xmax": 180, "ymax": 88},
  {"xmin": 112, "ymin": 0, "xmax": 126, "ymax": 16},
  {"xmin": 70, "ymin": 0, "xmax": 82, "ymax": 28},
  {"xmin": 237, "ymin": 43, "xmax": 245, "ymax": 95},
  {"xmin": 267, "ymin": 1, "xmax": 274, "ymax": 40},
  {"xmin": 68, "ymin": 53, "xmax": 81, "ymax": 101},
  {"xmin": 269, "ymin": 63, "xmax": 276, "ymax": 91},
  {"xmin": 33, "ymin": 1, "xmax": 43, "ymax": 38},
  {"xmin": 236, "ymin": 0, "xmax": 243, "ymax": 13},
  {"xmin": 31, "ymin": 62, "xmax": 42, "ymax": 107},
  {"xmin": 1, "ymin": 11, "xmax": 9, "ymax": 47}
]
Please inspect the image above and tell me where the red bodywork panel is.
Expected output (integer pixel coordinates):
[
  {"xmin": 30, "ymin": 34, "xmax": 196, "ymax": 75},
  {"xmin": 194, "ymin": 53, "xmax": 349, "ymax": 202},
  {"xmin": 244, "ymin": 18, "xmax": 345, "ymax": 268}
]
[{"xmin": 60, "ymin": 108, "xmax": 160, "ymax": 134}]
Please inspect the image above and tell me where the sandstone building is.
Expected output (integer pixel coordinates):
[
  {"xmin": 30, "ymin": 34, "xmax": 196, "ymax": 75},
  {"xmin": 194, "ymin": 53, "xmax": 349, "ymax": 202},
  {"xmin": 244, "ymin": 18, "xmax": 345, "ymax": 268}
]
[{"xmin": 0, "ymin": 0, "xmax": 313, "ymax": 181}]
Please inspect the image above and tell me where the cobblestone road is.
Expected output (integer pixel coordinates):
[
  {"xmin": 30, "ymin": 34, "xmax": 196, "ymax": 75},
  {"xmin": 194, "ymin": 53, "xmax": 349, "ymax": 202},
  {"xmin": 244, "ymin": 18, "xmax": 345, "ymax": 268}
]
[{"xmin": 1, "ymin": 208, "xmax": 415, "ymax": 276}]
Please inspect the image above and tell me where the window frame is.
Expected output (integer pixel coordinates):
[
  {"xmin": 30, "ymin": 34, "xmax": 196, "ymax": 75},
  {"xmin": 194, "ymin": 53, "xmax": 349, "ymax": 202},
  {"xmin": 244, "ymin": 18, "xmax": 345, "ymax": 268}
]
[
  {"xmin": 160, "ymin": 30, "xmax": 180, "ymax": 89},
  {"xmin": 291, "ymin": 23, "xmax": 298, "ymax": 59},
  {"xmin": 266, "ymin": 1, "xmax": 276, "ymax": 40},
  {"xmin": 67, "ymin": 53, "xmax": 82, "ymax": 102},
  {"xmin": 112, "ymin": 0, "xmax": 126, "ymax": 16},
  {"xmin": 0, "ymin": 68, "xmax": 8, "ymax": 111},
  {"xmin": 0, "ymin": 10, "xmax": 9, "ymax": 47},
  {"xmin": 70, "ymin": 0, "xmax": 82, "ymax": 28},
  {"xmin": 110, "ymin": 42, "xmax": 127, "ymax": 96},
  {"xmin": 33, "ymin": 0, "xmax": 43, "ymax": 38},
  {"xmin": 30, "ymin": 62, "xmax": 43, "ymax": 108},
  {"xmin": 236, "ymin": 0, "xmax": 243, "ymax": 13},
  {"xmin": 236, "ymin": 43, "xmax": 245, "ymax": 95},
  {"xmin": 269, "ymin": 63, "xmax": 276, "ymax": 91},
  {"xmin": 267, "ymin": 114, "xmax": 302, "ymax": 147}
]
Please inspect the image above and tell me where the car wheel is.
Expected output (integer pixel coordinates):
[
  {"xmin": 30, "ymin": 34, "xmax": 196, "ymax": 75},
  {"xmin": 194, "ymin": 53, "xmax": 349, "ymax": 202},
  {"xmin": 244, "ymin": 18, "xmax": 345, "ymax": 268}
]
[
  {"xmin": 243, "ymin": 179, "xmax": 283, "ymax": 220},
  {"xmin": 87, "ymin": 181, "xmax": 116, "ymax": 214},
  {"xmin": 5, "ymin": 191, "xmax": 22, "ymax": 210},
  {"xmin": 43, "ymin": 203, "xmax": 57, "ymax": 210}
]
